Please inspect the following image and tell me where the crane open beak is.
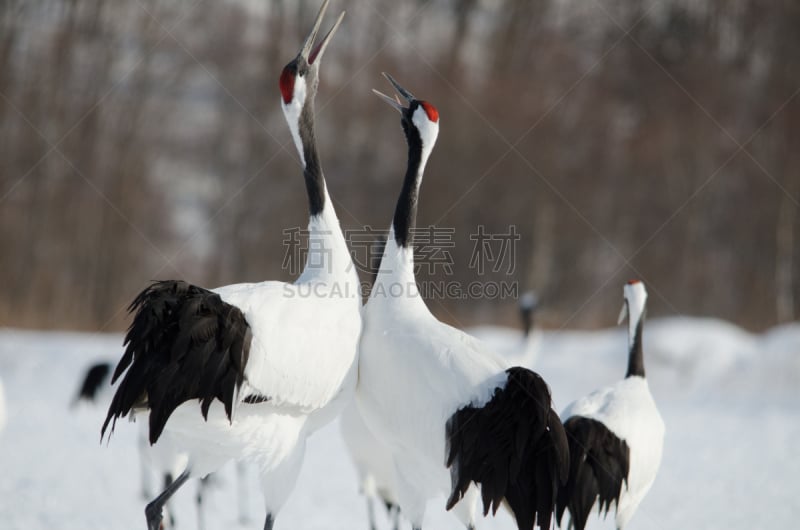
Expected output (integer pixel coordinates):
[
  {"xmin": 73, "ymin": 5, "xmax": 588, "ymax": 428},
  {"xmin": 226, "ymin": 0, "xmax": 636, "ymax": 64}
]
[
  {"xmin": 372, "ymin": 72, "xmax": 416, "ymax": 112},
  {"xmin": 300, "ymin": 0, "xmax": 345, "ymax": 66}
]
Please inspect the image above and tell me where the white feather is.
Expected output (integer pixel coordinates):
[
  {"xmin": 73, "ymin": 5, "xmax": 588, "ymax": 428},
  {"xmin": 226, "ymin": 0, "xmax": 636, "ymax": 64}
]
[{"xmin": 215, "ymin": 276, "xmax": 360, "ymax": 414}]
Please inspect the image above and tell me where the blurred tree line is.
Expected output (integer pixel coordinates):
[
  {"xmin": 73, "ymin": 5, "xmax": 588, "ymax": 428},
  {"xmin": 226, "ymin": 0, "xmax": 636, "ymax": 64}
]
[{"xmin": 0, "ymin": 0, "xmax": 798, "ymax": 332}]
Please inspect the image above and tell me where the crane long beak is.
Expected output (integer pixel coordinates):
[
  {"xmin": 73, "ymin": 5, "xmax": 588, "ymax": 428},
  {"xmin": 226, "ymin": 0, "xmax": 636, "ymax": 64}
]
[
  {"xmin": 309, "ymin": 11, "xmax": 345, "ymax": 64},
  {"xmin": 300, "ymin": 0, "xmax": 345, "ymax": 65},
  {"xmin": 372, "ymin": 89, "xmax": 405, "ymax": 113},
  {"xmin": 617, "ymin": 301, "xmax": 629, "ymax": 325},
  {"xmin": 372, "ymin": 72, "xmax": 417, "ymax": 113},
  {"xmin": 382, "ymin": 72, "xmax": 415, "ymax": 101}
]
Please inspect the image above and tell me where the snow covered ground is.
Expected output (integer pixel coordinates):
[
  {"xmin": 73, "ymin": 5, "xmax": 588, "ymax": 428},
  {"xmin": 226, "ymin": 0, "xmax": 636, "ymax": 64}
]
[{"xmin": 0, "ymin": 319, "xmax": 797, "ymax": 530}]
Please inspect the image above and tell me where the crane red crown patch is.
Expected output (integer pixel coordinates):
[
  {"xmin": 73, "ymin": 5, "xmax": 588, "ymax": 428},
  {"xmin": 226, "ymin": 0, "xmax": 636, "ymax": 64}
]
[
  {"xmin": 279, "ymin": 67, "xmax": 296, "ymax": 104},
  {"xmin": 420, "ymin": 101, "xmax": 439, "ymax": 122},
  {"xmin": 626, "ymin": 279, "xmax": 641, "ymax": 285}
]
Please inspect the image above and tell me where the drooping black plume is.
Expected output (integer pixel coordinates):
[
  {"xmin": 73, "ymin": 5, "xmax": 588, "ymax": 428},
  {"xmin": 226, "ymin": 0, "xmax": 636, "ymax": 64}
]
[
  {"xmin": 101, "ymin": 280, "xmax": 252, "ymax": 444},
  {"xmin": 445, "ymin": 367, "xmax": 570, "ymax": 530},
  {"xmin": 556, "ymin": 416, "xmax": 630, "ymax": 530}
]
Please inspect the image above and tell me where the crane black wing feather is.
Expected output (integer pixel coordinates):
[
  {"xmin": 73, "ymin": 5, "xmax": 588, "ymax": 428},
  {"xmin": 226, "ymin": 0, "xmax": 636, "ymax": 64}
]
[
  {"xmin": 555, "ymin": 416, "xmax": 630, "ymax": 530},
  {"xmin": 445, "ymin": 367, "xmax": 570, "ymax": 530},
  {"xmin": 101, "ymin": 280, "xmax": 252, "ymax": 445}
]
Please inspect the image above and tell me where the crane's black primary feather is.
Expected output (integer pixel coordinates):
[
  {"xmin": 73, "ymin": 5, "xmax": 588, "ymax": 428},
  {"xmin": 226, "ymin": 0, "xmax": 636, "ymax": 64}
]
[
  {"xmin": 445, "ymin": 367, "xmax": 570, "ymax": 530},
  {"xmin": 101, "ymin": 280, "xmax": 252, "ymax": 444},
  {"xmin": 556, "ymin": 416, "xmax": 630, "ymax": 530}
]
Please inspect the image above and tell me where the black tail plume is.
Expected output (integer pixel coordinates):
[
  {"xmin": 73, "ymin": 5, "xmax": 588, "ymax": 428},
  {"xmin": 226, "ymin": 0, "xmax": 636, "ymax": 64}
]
[
  {"xmin": 445, "ymin": 367, "xmax": 570, "ymax": 530},
  {"xmin": 101, "ymin": 280, "xmax": 251, "ymax": 444},
  {"xmin": 555, "ymin": 416, "xmax": 630, "ymax": 530}
]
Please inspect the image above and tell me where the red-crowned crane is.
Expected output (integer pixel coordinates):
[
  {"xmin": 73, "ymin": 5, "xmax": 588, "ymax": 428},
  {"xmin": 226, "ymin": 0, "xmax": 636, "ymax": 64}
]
[
  {"xmin": 355, "ymin": 74, "xmax": 569, "ymax": 530},
  {"xmin": 556, "ymin": 280, "xmax": 665, "ymax": 530},
  {"xmin": 101, "ymin": 2, "xmax": 361, "ymax": 529}
]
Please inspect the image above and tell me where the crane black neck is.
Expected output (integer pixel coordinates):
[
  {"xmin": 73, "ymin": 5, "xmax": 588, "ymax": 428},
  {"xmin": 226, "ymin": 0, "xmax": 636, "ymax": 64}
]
[
  {"xmin": 299, "ymin": 98, "xmax": 326, "ymax": 217},
  {"xmin": 392, "ymin": 119, "xmax": 424, "ymax": 248},
  {"xmin": 625, "ymin": 316, "xmax": 645, "ymax": 378}
]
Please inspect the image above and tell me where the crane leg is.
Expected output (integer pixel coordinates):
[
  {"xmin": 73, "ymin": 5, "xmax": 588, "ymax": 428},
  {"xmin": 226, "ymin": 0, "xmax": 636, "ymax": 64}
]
[
  {"xmin": 236, "ymin": 461, "xmax": 250, "ymax": 524},
  {"xmin": 264, "ymin": 513, "xmax": 276, "ymax": 530},
  {"xmin": 145, "ymin": 469, "xmax": 190, "ymax": 530},
  {"xmin": 388, "ymin": 502, "xmax": 401, "ymax": 530},
  {"xmin": 197, "ymin": 475, "xmax": 209, "ymax": 530},
  {"xmin": 138, "ymin": 432, "xmax": 152, "ymax": 500},
  {"xmin": 163, "ymin": 473, "xmax": 176, "ymax": 528},
  {"xmin": 366, "ymin": 497, "xmax": 378, "ymax": 530}
]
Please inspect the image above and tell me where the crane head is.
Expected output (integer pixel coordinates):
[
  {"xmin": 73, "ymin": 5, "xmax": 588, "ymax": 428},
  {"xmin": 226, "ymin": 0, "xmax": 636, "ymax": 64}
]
[
  {"xmin": 618, "ymin": 279, "xmax": 648, "ymax": 326},
  {"xmin": 373, "ymin": 72, "xmax": 439, "ymax": 151},
  {"xmin": 279, "ymin": 0, "xmax": 344, "ymax": 110}
]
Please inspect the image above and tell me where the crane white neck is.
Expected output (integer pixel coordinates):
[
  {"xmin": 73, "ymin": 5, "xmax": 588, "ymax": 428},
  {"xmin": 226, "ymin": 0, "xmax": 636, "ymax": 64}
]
[{"xmin": 372, "ymin": 227, "xmax": 420, "ymax": 300}]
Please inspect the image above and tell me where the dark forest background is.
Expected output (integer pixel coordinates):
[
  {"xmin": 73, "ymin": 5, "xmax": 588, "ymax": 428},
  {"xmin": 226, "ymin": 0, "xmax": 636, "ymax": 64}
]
[{"xmin": 1, "ymin": 0, "xmax": 798, "ymax": 332}]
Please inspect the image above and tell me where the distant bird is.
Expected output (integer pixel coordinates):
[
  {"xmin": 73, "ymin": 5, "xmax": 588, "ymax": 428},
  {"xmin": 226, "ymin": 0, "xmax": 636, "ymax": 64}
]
[
  {"xmin": 356, "ymin": 74, "xmax": 569, "ymax": 530},
  {"xmin": 520, "ymin": 291, "xmax": 540, "ymax": 340},
  {"xmin": 556, "ymin": 280, "xmax": 665, "ymax": 530},
  {"xmin": 340, "ymin": 402, "xmax": 402, "ymax": 530},
  {"xmin": 101, "ymin": 2, "xmax": 362, "ymax": 530},
  {"xmin": 468, "ymin": 291, "xmax": 542, "ymax": 367}
]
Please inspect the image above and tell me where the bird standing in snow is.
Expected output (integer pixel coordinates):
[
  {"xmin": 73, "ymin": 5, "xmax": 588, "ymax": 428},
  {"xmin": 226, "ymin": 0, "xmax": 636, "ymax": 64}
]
[
  {"xmin": 556, "ymin": 280, "xmax": 664, "ymax": 530},
  {"xmin": 356, "ymin": 74, "xmax": 569, "ymax": 530},
  {"xmin": 101, "ymin": 2, "xmax": 362, "ymax": 529},
  {"xmin": 520, "ymin": 291, "xmax": 540, "ymax": 342}
]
